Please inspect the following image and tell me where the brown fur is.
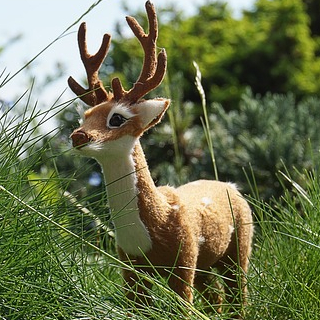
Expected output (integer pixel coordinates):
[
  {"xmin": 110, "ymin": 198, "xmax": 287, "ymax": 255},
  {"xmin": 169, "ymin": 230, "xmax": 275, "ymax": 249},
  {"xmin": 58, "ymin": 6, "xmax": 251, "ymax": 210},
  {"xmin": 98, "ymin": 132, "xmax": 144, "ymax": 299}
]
[
  {"xmin": 120, "ymin": 142, "xmax": 253, "ymax": 317},
  {"xmin": 71, "ymin": 99, "xmax": 253, "ymax": 318}
]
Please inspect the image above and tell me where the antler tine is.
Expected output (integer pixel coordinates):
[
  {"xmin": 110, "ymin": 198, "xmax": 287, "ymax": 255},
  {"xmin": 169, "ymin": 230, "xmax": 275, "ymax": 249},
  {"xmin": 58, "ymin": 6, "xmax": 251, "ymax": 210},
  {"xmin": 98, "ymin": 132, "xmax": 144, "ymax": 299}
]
[
  {"xmin": 68, "ymin": 22, "xmax": 111, "ymax": 106},
  {"xmin": 125, "ymin": 48, "xmax": 167, "ymax": 102},
  {"xmin": 112, "ymin": 49, "xmax": 166, "ymax": 102},
  {"xmin": 112, "ymin": 1, "xmax": 166, "ymax": 103},
  {"xmin": 126, "ymin": 0, "xmax": 158, "ymax": 83}
]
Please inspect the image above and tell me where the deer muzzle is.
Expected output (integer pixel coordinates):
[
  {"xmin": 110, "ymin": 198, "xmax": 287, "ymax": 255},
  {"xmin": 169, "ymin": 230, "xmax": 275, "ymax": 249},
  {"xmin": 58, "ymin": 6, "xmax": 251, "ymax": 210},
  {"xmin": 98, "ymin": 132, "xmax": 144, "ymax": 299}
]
[{"xmin": 71, "ymin": 130, "xmax": 91, "ymax": 148}]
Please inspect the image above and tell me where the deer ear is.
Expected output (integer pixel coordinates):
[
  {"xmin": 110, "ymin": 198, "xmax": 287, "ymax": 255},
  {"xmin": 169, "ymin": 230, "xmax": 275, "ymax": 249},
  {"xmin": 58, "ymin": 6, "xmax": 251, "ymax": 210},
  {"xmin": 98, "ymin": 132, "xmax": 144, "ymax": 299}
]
[{"xmin": 137, "ymin": 99, "xmax": 170, "ymax": 130}]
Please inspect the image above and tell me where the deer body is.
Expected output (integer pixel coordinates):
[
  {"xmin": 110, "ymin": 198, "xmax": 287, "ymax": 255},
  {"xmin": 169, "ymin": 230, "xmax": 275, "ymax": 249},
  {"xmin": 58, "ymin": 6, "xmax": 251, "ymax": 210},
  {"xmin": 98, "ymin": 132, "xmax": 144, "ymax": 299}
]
[{"xmin": 68, "ymin": 2, "xmax": 253, "ymax": 318}]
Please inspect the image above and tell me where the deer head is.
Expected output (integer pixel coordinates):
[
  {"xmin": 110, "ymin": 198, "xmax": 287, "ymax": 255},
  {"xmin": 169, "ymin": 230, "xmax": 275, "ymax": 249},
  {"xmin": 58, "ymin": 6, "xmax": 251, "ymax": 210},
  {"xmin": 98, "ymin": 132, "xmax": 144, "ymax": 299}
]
[{"xmin": 69, "ymin": 1, "xmax": 170, "ymax": 159}]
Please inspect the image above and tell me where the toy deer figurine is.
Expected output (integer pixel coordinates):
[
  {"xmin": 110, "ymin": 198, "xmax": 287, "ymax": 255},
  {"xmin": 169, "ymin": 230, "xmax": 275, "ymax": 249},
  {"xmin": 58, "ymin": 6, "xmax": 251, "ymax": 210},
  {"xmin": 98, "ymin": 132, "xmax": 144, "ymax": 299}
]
[{"xmin": 68, "ymin": 1, "xmax": 253, "ymax": 318}]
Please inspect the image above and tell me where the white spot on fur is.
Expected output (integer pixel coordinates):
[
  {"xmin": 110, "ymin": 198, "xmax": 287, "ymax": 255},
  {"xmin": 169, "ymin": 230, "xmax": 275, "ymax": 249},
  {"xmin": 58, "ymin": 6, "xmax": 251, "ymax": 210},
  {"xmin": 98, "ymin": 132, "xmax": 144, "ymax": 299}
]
[
  {"xmin": 171, "ymin": 204, "xmax": 180, "ymax": 211},
  {"xmin": 227, "ymin": 182, "xmax": 239, "ymax": 191},
  {"xmin": 201, "ymin": 197, "xmax": 213, "ymax": 207},
  {"xmin": 198, "ymin": 235, "xmax": 206, "ymax": 245},
  {"xmin": 229, "ymin": 225, "xmax": 235, "ymax": 235}
]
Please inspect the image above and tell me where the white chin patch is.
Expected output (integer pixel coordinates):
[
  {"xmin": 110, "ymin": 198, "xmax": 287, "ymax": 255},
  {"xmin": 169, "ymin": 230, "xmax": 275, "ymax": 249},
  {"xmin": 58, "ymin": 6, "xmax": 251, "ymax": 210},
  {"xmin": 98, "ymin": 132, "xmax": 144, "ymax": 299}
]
[{"xmin": 78, "ymin": 136, "xmax": 137, "ymax": 160}]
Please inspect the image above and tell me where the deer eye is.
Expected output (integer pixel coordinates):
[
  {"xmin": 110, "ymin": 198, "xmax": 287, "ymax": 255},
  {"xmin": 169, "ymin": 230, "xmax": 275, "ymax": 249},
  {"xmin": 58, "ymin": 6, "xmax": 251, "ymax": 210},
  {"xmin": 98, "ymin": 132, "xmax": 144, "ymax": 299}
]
[{"xmin": 108, "ymin": 113, "xmax": 127, "ymax": 128}]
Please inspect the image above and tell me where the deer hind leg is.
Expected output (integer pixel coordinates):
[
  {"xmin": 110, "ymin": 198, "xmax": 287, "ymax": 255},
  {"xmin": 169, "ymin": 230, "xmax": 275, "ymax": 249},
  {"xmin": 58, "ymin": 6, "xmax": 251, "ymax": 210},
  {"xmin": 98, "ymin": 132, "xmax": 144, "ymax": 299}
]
[
  {"xmin": 167, "ymin": 265, "xmax": 196, "ymax": 304},
  {"xmin": 216, "ymin": 222, "xmax": 252, "ymax": 319}
]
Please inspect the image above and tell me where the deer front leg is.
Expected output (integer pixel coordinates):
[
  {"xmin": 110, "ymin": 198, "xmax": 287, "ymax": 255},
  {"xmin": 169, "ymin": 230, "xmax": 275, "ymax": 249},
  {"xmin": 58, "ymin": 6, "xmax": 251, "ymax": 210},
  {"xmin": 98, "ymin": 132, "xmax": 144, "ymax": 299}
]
[
  {"xmin": 167, "ymin": 266, "xmax": 195, "ymax": 303},
  {"xmin": 118, "ymin": 248, "xmax": 153, "ymax": 307},
  {"xmin": 121, "ymin": 268, "xmax": 153, "ymax": 307},
  {"xmin": 166, "ymin": 243, "xmax": 199, "ymax": 304}
]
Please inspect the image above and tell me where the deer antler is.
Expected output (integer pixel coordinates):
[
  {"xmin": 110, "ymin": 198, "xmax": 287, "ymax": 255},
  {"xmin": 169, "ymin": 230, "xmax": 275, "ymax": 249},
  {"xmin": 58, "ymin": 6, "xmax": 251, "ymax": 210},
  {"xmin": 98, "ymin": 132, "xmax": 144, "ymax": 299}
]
[
  {"xmin": 68, "ymin": 22, "xmax": 112, "ymax": 106},
  {"xmin": 69, "ymin": 1, "xmax": 166, "ymax": 106},
  {"xmin": 112, "ymin": 0, "xmax": 167, "ymax": 103}
]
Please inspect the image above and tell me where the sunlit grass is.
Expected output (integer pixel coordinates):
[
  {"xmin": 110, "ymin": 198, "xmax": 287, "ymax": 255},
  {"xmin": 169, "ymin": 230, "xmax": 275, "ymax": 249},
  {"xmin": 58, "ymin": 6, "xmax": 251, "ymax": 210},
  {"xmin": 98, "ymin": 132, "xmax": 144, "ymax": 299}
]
[{"xmin": 2, "ymin": 80, "xmax": 320, "ymax": 319}]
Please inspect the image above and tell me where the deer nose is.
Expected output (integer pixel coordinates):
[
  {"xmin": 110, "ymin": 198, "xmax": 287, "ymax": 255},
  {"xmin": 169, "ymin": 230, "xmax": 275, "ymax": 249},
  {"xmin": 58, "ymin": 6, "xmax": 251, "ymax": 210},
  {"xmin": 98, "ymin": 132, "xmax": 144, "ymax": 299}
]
[{"xmin": 70, "ymin": 130, "xmax": 91, "ymax": 148}]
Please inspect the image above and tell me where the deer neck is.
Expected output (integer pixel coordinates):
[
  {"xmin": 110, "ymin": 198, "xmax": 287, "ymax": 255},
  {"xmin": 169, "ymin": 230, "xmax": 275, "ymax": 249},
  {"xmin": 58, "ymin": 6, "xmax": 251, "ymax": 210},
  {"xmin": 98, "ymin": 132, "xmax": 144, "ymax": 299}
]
[{"xmin": 98, "ymin": 138, "xmax": 158, "ymax": 257}]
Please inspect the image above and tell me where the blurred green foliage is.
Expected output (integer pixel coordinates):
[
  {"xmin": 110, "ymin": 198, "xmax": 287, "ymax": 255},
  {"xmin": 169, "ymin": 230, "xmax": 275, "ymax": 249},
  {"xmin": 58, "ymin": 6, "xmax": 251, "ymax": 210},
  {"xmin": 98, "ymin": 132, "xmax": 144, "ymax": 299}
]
[
  {"xmin": 108, "ymin": 0, "xmax": 320, "ymax": 109},
  {"xmin": 57, "ymin": 0, "xmax": 320, "ymax": 201},
  {"xmin": 142, "ymin": 89, "xmax": 320, "ymax": 200}
]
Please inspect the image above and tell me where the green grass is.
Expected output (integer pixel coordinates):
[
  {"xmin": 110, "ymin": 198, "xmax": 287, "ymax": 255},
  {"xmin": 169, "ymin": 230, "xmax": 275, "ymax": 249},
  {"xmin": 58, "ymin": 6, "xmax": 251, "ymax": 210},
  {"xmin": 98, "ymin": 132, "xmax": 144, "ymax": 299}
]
[
  {"xmin": 1, "ymin": 87, "xmax": 320, "ymax": 320},
  {"xmin": 246, "ymin": 169, "xmax": 320, "ymax": 319}
]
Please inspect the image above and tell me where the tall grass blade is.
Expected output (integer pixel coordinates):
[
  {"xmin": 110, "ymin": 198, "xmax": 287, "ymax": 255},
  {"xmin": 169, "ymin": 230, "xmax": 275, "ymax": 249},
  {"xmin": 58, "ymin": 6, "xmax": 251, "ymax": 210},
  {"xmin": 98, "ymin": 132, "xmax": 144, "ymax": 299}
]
[{"xmin": 193, "ymin": 61, "xmax": 219, "ymax": 180}]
